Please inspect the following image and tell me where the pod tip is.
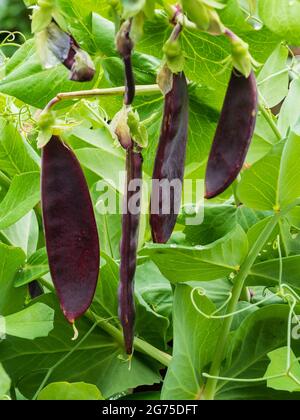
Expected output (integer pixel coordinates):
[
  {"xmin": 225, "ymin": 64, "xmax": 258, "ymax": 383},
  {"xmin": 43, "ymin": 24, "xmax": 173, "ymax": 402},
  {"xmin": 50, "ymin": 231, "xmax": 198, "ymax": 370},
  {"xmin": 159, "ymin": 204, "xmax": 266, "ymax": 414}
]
[{"xmin": 71, "ymin": 322, "xmax": 79, "ymax": 341}]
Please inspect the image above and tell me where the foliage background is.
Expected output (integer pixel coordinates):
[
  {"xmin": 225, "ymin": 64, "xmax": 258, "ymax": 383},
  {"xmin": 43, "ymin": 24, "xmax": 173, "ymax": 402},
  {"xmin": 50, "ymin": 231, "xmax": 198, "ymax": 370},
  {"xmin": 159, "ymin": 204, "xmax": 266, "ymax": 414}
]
[{"xmin": 0, "ymin": 0, "xmax": 30, "ymax": 34}]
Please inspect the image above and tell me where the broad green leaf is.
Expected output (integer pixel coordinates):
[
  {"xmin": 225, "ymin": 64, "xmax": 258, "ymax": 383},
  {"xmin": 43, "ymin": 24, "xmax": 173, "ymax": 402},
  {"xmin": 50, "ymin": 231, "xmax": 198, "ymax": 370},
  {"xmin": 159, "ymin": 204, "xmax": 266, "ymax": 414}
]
[
  {"xmin": 237, "ymin": 143, "xmax": 283, "ymax": 210},
  {"xmin": 0, "ymin": 364, "xmax": 11, "ymax": 399},
  {"xmin": 135, "ymin": 261, "xmax": 172, "ymax": 326},
  {"xmin": 37, "ymin": 382, "xmax": 104, "ymax": 400},
  {"xmin": 257, "ymin": 43, "xmax": 289, "ymax": 108},
  {"xmin": 287, "ymin": 206, "xmax": 300, "ymax": 229},
  {"xmin": 0, "ymin": 118, "xmax": 39, "ymax": 178},
  {"xmin": 1, "ymin": 211, "xmax": 39, "ymax": 256},
  {"xmin": 76, "ymin": 148, "xmax": 125, "ymax": 193},
  {"xmin": 278, "ymin": 131, "xmax": 300, "ymax": 209},
  {"xmin": 217, "ymin": 359, "xmax": 300, "ymax": 400},
  {"xmin": 236, "ymin": 206, "xmax": 272, "ymax": 232},
  {"xmin": 161, "ymin": 284, "xmax": 222, "ymax": 400},
  {"xmin": 219, "ymin": 305, "xmax": 296, "ymax": 391},
  {"xmin": 141, "ymin": 226, "xmax": 248, "ymax": 284},
  {"xmin": 278, "ymin": 79, "xmax": 300, "ymax": 138},
  {"xmin": 14, "ymin": 248, "xmax": 49, "ymax": 288},
  {"xmin": 121, "ymin": 391, "xmax": 161, "ymax": 400},
  {"xmin": 0, "ymin": 294, "xmax": 161, "ymax": 399},
  {"xmin": 122, "ymin": 0, "xmax": 146, "ymax": 18},
  {"xmin": 56, "ymin": 2, "xmax": 112, "ymax": 53},
  {"xmin": 259, "ymin": 0, "xmax": 300, "ymax": 44},
  {"xmin": 249, "ymin": 111, "xmax": 279, "ymax": 164},
  {"xmin": 63, "ymin": 126, "xmax": 123, "ymax": 157},
  {"xmin": 248, "ymin": 256, "xmax": 300, "ymax": 290},
  {"xmin": 0, "ymin": 172, "xmax": 40, "ymax": 230},
  {"xmin": 91, "ymin": 183, "xmax": 122, "ymax": 260},
  {"xmin": 184, "ymin": 205, "xmax": 237, "ymax": 245},
  {"xmin": 0, "ymin": 243, "xmax": 26, "ymax": 316},
  {"xmin": 3, "ymin": 303, "xmax": 54, "ymax": 340},
  {"xmin": 265, "ymin": 347, "xmax": 300, "ymax": 392},
  {"xmin": 0, "ymin": 40, "xmax": 96, "ymax": 108}
]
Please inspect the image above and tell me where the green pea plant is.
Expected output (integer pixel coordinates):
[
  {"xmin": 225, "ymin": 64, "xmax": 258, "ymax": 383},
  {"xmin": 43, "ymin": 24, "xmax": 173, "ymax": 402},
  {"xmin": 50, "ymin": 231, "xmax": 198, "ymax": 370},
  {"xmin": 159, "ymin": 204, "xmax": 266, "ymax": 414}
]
[{"xmin": 1, "ymin": 0, "xmax": 300, "ymax": 402}]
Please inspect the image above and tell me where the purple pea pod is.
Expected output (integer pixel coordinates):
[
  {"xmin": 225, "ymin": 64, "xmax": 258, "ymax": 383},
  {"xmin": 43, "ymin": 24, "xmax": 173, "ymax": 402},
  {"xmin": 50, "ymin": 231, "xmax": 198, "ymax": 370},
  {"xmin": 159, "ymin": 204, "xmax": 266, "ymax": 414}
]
[
  {"xmin": 150, "ymin": 72, "xmax": 189, "ymax": 244},
  {"xmin": 41, "ymin": 136, "xmax": 100, "ymax": 323},
  {"xmin": 116, "ymin": 20, "xmax": 135, "ymax": 106},
  {"xmin": 205, "ymin": 69, "xmax": 258, "ymax": 199},
  {"xmin": 42, "ymin": 22, "xmax": 95, "ymax": 82},
  {"xmin": 119, "ymin": 146, "xmax": 143, "ymax": 355}
]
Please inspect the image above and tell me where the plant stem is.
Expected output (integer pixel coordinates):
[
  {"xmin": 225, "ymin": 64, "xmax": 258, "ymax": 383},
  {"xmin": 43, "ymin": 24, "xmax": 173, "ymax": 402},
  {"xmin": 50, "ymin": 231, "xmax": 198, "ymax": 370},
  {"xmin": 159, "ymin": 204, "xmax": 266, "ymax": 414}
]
[
  {"xmin": 0, "ymin": 170, "xmax": 11, "ymax": 187},
  {"xmin": 37, "ymin": 279, "xmax": 171, "ymax": 367},
  {"xmin": 43, "ymin": 84, "xmax": 161, "ymax": 112},
  {"xmin": 202, "ymin": 212, "xmax": 280, "ymax": 400},
  {"xmin": 258, "ymin": 101, "xmax": 282, "ymax": 142},
  {"xmin": 86, "ymin": 310, "xmax": 172, "ymax": 367}
]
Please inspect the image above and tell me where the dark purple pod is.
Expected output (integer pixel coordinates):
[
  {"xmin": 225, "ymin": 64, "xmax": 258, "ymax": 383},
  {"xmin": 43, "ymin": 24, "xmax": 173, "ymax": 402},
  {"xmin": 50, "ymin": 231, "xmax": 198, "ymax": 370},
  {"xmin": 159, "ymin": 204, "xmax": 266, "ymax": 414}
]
[
  {"xmin": 205, "ymin": 69, "xmax": 258, "ymax": 199},
  {"xmin": 41, "ymin": 136, "xmax": 100, "ymax": 323},
  {"xmin": 150, "ymin": 72, "xmax": 189, "ymax": 244},
  {"xmin": 116, "ymin": 20, "xmax": 135, "ymax": 106},
  {"xmin": 28, "ymin": 280, "xmax": 44, "ymax": 299},
  {"xmin": 47, "ymin": 22, "xmax": 95, "ymax": 82},
  {"xmin": 119, "ymin": 147, "xmax": 143, "ymax": 355}
]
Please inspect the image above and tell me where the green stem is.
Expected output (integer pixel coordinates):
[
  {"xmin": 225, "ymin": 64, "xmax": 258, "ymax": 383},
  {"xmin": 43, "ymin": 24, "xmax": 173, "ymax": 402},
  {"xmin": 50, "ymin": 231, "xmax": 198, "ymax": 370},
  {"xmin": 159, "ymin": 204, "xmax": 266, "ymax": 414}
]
[
  {"xmin": 202, "ymin": 212, "xmax": 280, "ymax": 400},
  {"xmin": 87, "ymin": 310, "xmax": 172, "ymax": 367},
  {"xmin": 38, "ymin": 280, "xmax": 171, "ymax": 367},
  {"xmin": 0, "ymin": 170, "xmax": 11, "ymax": 188},
  {"xmin": 44, "ymin": 84, "xmax": 161, "ymax": 112},
  {"xmin": 258, "ymin": 102, "xmax": 281, "ymax": 142}
]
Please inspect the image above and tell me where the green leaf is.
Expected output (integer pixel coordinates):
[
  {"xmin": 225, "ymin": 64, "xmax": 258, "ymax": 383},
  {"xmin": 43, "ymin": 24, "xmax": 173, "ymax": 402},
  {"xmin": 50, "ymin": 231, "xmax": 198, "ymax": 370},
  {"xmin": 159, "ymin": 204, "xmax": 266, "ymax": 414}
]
[
  {"xmin": 184, "ymin": 205, "xmax": 237, "ymax": 245},
  {"xmin": 219, "ymin": 305, "xmax": 296, "ymax": 393},
  {"xmin": 0, "ymin": 172, "xmax": 40, "ymax": 230},
  {"xmin": 37, "ymin": 382, "xmax": 104, "ymax": 400},
  {"xmin": 122, "ymin": 0, "xmax": 146, "ymax": 19},
  {"xmin": 217, "ymin": 359, "xmax": 300, "ymax": 400},
  {"xmin": 265, "ymin": 347, "xmax": 300, "ymax": 392},
  {"xmin": 248, "ymin": 255, "xmax": 300, "ymax": 290},
  {"xmin": 0, "ymin": 364, "xmax": 11, "ymax": 399},
  {"xmin": 75, "ymin": 148, "xmax": 125, "ymax": 194},
  {"xmin": 278, "ymin": 131, "xmax": 300, "ymax": 209},
  {"xmin": 0, "ymin": 295, "xmax": 161, "ymax": 399},
  {"xmin": 161, "ymin": 284, "xmax": 222, "ymax": 399},
  {"xmin": 91, "ymin": 184, "xmax": 122, "ymax": 260},
  {"xmin": 259, "ymin": 0, "xmax": 300, "ymax": 44},
  {"xmin": 257, "ymin": 43, "xmax": 289, "ymax": 108},
  {"xmin": 237, "ymin": 142, "xmax": 284, "ymax": 211},
  {"xmin": 278, "ymin": 78, "xmax": 300, "ymax": 138},
  {"xmin": 0, "ymin": 243, "xmax": 26, "ymax": 316},
  {"xmin": 141, "ymin": 226, "xmax": 248, "ymax": 284},
  {"xmin": 0, "ymin": 40, "xmax": 96, "ymax": 108},
  {"xmin": 3, "ymin": 303, "xmax": 54, "ymax": 340},
  {"xmin": 14, "ymin": 248, "xmax": 49, "ymax": 288},
  {"xmin": 1, "ymin": 211, "xmax": 39, "ymax": 256},
  {"xmin": 0, "ymin": 118, "xmax": 39, "ymax": 178}
]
